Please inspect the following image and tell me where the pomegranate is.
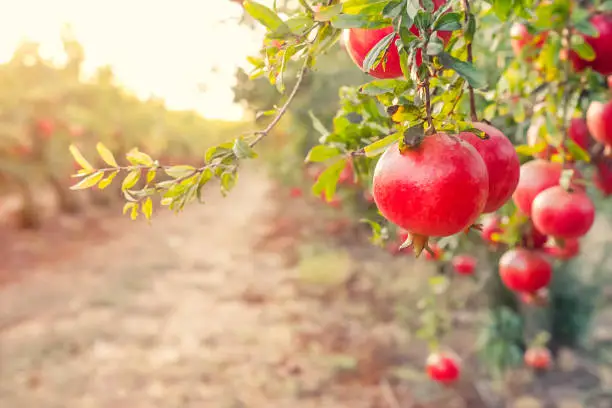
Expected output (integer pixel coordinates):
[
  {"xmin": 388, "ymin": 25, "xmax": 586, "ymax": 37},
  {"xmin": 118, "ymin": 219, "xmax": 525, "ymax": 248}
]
[
  {"xmin": 344, "ymin": 0, "xmax": 449, "ymax": 79},
  {"xmin": 531, "ymin": 186, "xmax": 595, "ymax": 239},
  {"xmin": 570, "ymin": 14, "xmax": 612, "ymax": 75},
  {"xmin": 586, "ymin": 100, "xmax": 612, "ymax": 146},
  {"xmin": 568, "ymin": 118, "xmax": 591, "ymax": 151},
  {"xmin": 425, "ymin": 351, "xmax": 460, "ymax": 384},
  {"xmin": 544, "ymin": 238, "xmax": 580, "ymax": 260},
  {"xmin": 480, "ymin": 214, "xmax": 503, "ymax": 245},
  {"xmin": 594, "ymin": 160, "xmax": 612, "ymax": 196},
  {"xmin": 520, "ymin": 223, "xmax": 548, "ymax": 249},
  {"xmin": 524, "ymin": 347, "xmax": 552, "ymax": 370},
  {"xmin": 513, "ymin": 159, "xmax": 568, "ymax": 215},
  {"xmin": 372, "ymin": 133, "xmax": 488, "ymax": 253},
  {"xmin": 499, "ymin": 248, "xmax": 552, "ymax": 294},
  {"xmin": 459, "ymin": 122, "xmax": 520, "ymax": 212},
  {"xmin": 510, "ymin": 23, "xmax": 548, "ymax": 60},
  {"xmin": 36, "ymin": 118, "xmax": 54, "ymax": 139},
  {"xmin": 452, "ymin": 254, "xmax": 477, "ymax": 275}
]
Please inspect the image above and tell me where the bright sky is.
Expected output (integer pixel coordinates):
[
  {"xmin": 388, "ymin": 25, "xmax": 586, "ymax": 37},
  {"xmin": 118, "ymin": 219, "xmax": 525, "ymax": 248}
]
[{"xmin": 0, "ymin": 0, "xmax": 271, "ymax": 121}]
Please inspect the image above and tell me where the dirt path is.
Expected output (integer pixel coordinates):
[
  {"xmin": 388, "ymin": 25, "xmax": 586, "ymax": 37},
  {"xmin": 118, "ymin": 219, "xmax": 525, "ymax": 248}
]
[{"xmin": 0, "ymin": 167, "xmax": 339, "ymax": 408}]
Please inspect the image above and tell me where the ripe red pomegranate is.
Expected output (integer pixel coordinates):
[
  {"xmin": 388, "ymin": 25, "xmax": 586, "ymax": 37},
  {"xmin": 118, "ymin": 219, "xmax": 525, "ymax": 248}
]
[
  {"xmin": 499, "ymin": 248, "xmax": 552, "ymax": 294},
  {"xmin": 338, "ymin": 161, "xmax": 355, "ymax": 185},
  {"xmin": 586, "ymin": 100, "xmax": 612, "ymax": 146},
  {"xmin": 513, "ymin": 159, "xmax": 576, "ymax": 215},
  {"xmin": 452, "ymin": 254, "xmax": 477, "ymax": 275},
  {"xmin": 426, "ymin": 351, "xmax": 460, "ymax": 384},
  {"xmin": 544, "ymin": 238, "xmax": 580, "ymax": 260},
  {"xmin": 510, "ymin": 23, "xmax": 548, "ymax": 60},
  {"xmin": 594, "ymin": 160, "xmax": 612, "ymax": 196},
  {"xmin": 520, "ymin": 223, "xmax": 548, "ymax": 249},
  {"xmin": 568, "ymin": 118, "xmax": 591, "ymax": 151},
  {"xmin": 524, "ymin": 347, "xmax": 552, "ymax": 370},
  {"xmin": 481, "ymin": 214, "xmax": 503, "ymax": 245},
  {"xmin": 459, "ymin": 122, "xmax": 520, "ymax": 213},
  {"xmin": 290, "ymin": 187, "xmax": 303, "ymax": 198},
  {"xmin": 570, "ymin": 14, "xmax": 612, "ymax": 75},
  {"xmin": 344, "ymin": 0, "xmax": 449, "ymax": 79},
  {"xmin": 372, "ymin": 133, "xmax": 488, "ymax": 252},
  {"xmin": 531, "ymin": 186, "xmax": 595, "ymax": 239},
  {"xmin": 36, "ymin": 118, "xmax": 55, "ymax": 139}
]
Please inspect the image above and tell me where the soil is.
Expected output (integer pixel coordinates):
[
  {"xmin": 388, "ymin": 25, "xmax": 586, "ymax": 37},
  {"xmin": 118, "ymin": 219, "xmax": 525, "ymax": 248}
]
[{"xmin": 1, "ymin": 166, "xmax": 611, "ymax": 408}]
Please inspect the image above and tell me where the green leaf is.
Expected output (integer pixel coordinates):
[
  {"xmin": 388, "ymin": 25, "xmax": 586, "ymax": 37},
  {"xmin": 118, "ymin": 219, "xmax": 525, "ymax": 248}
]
[
  {"xmin": 220, "ymin": 171, "xmax": 237, "ymax": 195},
  {"xmin": 314, "ymin": 3, "xmax": 342, "ymax": 21},
  {"xmin": 96, "ymin": 142, "xmax": 118, "ymax": 167},
  {"xmin": 70, "ymin": 171, "xmax": 104, "ymax": 190},
  {"xmin": 305, "ymin": 145, "xmax": 342, "ymax": 163},
  {"xmin": 601, "ymin": 0, "xmax": 612, "ymax": 11},
  {"xmin": 492, "ymin": 0, "xmax": 513, "ymax": 21},
  {"xmin": 98, "ymin": 170, "xmax": 119, "ymax": 190},
  {"xmin": 433, "ymin": 12, "xmax": 461, "ymax": 32},
  {"xmin": 426, "ymin": 36, "xmax": 444, "ymax": 56},
  {"xmin": 359, "ymin": 79, "xmax": 407, "ymax": 95},
  {"xmin": 244, "ymin": 1, "xmax": 291, "ymax": 35},
  {"xmin": 515, "ymin": 143, "xmax": 547, "ymax": 156},
  {"xmin": 312, "ymin": 158, "xmax": 346, "ymax": 202},
  {"xmin": 571, "ymin": 39, "xmax": 596, "ymax": 61},
  {"xmin": 69, "ymin": 144, "xmax": 94, "ymax": 171},
  {"xmin": 122, "ymin": 169, "xmax": 141, "ymax": 190},
  {"xmin": 566, "ymin": 139, "xmax": 591, "ymax": 163},
  {"xmin": 438, "ymin": 52, "xmax": 487, "ymax": 89},
  {"xmin": 363, "ymin": 132, "xmax": 401, "ymax": 157},
  {"xmin": 406, "ymin": 0, "xmax": 420, "ymax": 19},
  {"xmin": 383, "ymin": 0, "xmax": 405, "ymax": 19},
  {"xmin": 331, "ymin": 13, "xmax": 390, "ymax": 30},
  {"xmin": 309, "ymin": 110, "xmax": 330, "ymax": 137},
  {"xmin": 233, "ymin": 137, "xmax": 258, "ymax": 159},
  {"xmin": 574, "ymin": 19, "xmax": 599, "ymax": 37},
  {"xmin": 141, "ymin": 197, "xmax": 153, "ymax": 221},
  {"xmin": 362, "ymin": 32, "xmax": 396, "ymax": 72},
  {"xmin": 165, "ymin": 165, "xmax": 196, "ymax": 179},
  {"xmin": 126, "ymin": 149, "xmax": 154, "ymax": 166}
]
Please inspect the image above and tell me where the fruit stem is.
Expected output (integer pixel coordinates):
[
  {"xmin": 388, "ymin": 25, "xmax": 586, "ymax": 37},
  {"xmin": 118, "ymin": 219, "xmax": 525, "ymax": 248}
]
[{"xmin": 461, "ymin": 0, "xmax": 478, "ymax": 122}]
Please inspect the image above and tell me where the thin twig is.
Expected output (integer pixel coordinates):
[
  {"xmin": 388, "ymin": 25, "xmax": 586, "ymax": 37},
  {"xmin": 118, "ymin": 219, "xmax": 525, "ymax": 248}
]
[
  {"xmin": 559, "ymin": 13, "xmax": 574, "ymax": 166},
  {"xmin": 424, "ymin": 77, "xmax": 436, "ymax": 132},
  {"xmin": 461, "ymin": 0, "xmax": 478, "ymax": 122}
]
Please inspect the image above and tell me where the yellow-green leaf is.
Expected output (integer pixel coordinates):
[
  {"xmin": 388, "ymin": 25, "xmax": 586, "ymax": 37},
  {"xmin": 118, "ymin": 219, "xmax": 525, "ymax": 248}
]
[
  {"xmin": 98, "ymin": 171, "xmax": 119, "ymax": 190},
  {"xmin": 141, "ymin": 197, "xmax": 153, "ymax": 220},
  {"xmin": 96, "ymin": 142, "xmax": 118, "ymax": 167},
  {"xmin": 123, "ymin": 202, "xmax": 137, "ymax": 215},
  {"xmin": 130, "ymin": 203, "xmax": 139, "ymax": 220},
  {"xmin": 165, "ymin": 165, "xmax": 196, "ymax": 179},
  {"xmin": 146, "ymin": 169, "xmax": 156, "ymax": 184},
  {"xmin": 126, "ymin": 148, "xmax": 154, "ymax": 166},
  {"xmin": 70, "ymin": 171, "xmax": 104, "ymax": 190},
  {"xmin": 69, "ymin": 144, "xmax": 94, "ymax": 171},
  {"xmin": 122, "ymin": 169, "xmax": 141, "ymax": 190}
]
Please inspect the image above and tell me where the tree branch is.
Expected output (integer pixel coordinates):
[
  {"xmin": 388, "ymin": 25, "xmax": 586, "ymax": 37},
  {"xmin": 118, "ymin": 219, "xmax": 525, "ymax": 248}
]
[{"xmin": 462, "ymin": 0, "xmax": 478, "ymax": 122}]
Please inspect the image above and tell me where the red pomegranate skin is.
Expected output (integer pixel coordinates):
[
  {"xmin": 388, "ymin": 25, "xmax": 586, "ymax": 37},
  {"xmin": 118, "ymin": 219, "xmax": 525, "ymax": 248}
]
[
  {"xmin": 544, "ymin": 238, "xmax": 580, "ymax": 260},
  {"xmin": 513, "ymin": 160, "xmax": 562, "ymax": 215},
  {"xmin": 586, "ymin": 100, "xmax": 612, "ymax": 146},
  {"xmin": 373, "ymin": 133, "xmax": 489, "ymax": 237},
  {"xmin": 426, "ymin": 352, "xmax": 460, "ymax": 384},
  {"xmin": 459, "ymin": 122, "xmax": 520, "ymax": 213},
  {"xmin": 594, "ymin": 160, "xmax": 612, "ymax": 196},
  {"xmin": 499, "ymin": 248, "xmax": 552, "ymax": 293},
  {"xmin": 481, "ymin": 214, "xmax": 502, "ymax": 244},
  {"xmin": 510, "ymin": 23, "xmax": 548, "ymax": 60},
  {"xmin": 531, "ymin": 186, "xmax": 595, "ymax": 239},
  {"xmin": 344, "ymin": 0, "xmax": 449, "ymax": 79},
  {"xmin": 524, "ymin": 347, "xmax": 552, "ymax": 370},
  {"xmin": 568, "ymin": 118, "xmax": 591, "ymax": 151},
  {"xmin": 570, "ymin": 14, "xmax": 612, "ymax": 75},
  {"xmin": 452, "ymin": 254, "xmax": 477, "ymax": 275}
]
